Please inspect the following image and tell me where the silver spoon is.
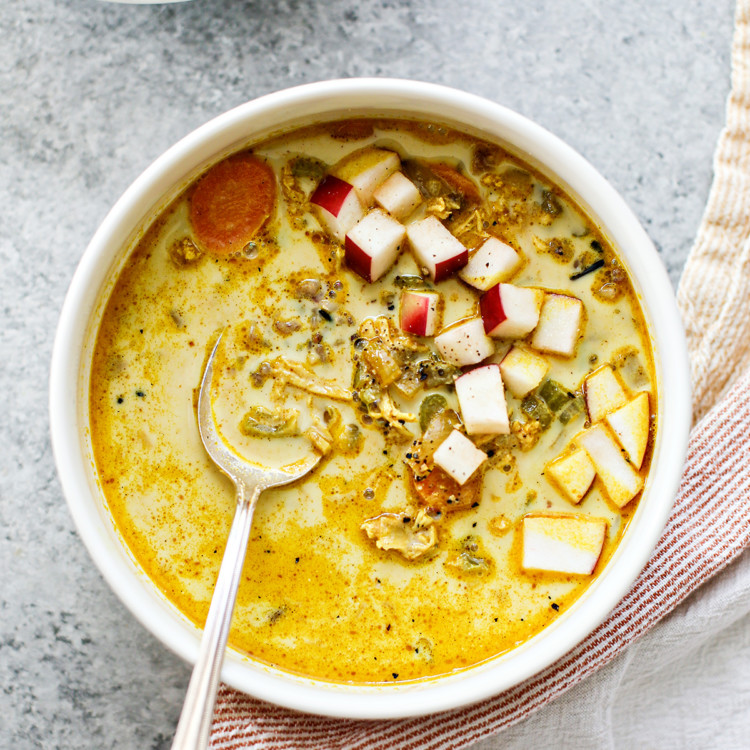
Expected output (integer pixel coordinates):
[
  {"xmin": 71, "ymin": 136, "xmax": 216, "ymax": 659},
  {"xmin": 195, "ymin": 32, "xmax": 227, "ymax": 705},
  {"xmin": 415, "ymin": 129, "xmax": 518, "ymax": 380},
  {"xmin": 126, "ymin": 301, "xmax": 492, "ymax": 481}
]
[{"xmin": 171, "ymin": 332, "xmax": 321, "ymax": 750}]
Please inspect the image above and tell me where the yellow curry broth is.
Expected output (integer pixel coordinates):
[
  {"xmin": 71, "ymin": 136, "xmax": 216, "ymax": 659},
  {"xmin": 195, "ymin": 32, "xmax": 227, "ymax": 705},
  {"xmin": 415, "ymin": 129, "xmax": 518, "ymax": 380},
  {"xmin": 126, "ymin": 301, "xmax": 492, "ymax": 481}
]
[{"xmin": 90, "ymin": 118, "xmax": 655, "ymax": 683}]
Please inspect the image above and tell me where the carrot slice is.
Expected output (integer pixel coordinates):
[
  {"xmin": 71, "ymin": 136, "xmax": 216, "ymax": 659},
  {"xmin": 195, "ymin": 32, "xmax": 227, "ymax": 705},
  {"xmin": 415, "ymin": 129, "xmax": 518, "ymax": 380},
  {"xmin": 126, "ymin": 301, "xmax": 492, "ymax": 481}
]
[{"xmin": 189, "ymin": 153, "xmax": 276, "ymax": 255}]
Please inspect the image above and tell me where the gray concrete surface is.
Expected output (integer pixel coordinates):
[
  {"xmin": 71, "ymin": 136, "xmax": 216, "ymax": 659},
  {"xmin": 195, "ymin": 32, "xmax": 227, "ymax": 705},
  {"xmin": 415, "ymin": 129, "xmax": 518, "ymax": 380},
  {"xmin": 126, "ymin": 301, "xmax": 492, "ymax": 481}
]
[{"xmin": 0, "ymin": 0, "xmax": 736, "ymax": 747}]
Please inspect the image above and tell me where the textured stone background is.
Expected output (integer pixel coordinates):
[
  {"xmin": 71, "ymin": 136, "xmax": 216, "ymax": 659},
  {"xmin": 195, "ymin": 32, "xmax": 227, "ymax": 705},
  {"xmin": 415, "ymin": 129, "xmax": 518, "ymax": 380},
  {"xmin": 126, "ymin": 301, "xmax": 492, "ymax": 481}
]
[{"xmin": 0, "ymin": 0, "xmax": 736, "ymax": 747}]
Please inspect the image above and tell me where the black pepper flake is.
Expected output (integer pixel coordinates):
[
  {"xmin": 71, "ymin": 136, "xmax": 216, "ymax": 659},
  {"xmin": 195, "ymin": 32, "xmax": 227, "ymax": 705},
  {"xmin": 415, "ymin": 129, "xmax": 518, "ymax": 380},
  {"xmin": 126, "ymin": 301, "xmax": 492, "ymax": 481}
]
[
  {"xmin": 116, "ymin": 396, "xmax": 124, "ymax": 404},
  {"xmin": 590, "ymin": 239, "xmax": 603, "ymax": 252},
  {"xmin": 406, "ymin": 452, "xmax": 413, "ymax": 459},
  {"xmin": 471, "ymin": 502, "xmax": 479, "ymax": 508},
  {"xmin": 487, "ymin": 449, "xmax": 495, "ymax": 457},
  {"xmin": 551, "ymin": 603, "xmax": 560, "ymax": 611},
  {"xmin": 494, "ymin": 618, "xmax": 498, "ymax": 622},
  {"xmin": 135, "ymin": 390, "xmax": 146, "ymax": 398},
  {"xmin": 569, "ymin": 258, "xmax": 604, "ymax": 280},
  {"xmin": 386, "ymin": 624, "xmax": 391, "ymax": 631},
  {"xmin": 472, "ymin": 522, "xmax": 477, "ymax": 527},
  {"xmin": 392, "ymin": 673, "xmax": 399, "ymax": 679},
  {"xmin": 387, "ymin": 304, "xmax": 395, "ymax": 311},
  {"xmin": 402, "ymin": 517, "xmax": 411, "ymax": 523},
  {"xmin": 295, "ymin": 557, "xmax": 300, "ymax": 563},
  {"xmin": 139, "ymin": 329, "xmax": 143, "ymax": 334},
  {"xmin": 318, "ymin": 308, "xmax": 333, "ymax": 322}
]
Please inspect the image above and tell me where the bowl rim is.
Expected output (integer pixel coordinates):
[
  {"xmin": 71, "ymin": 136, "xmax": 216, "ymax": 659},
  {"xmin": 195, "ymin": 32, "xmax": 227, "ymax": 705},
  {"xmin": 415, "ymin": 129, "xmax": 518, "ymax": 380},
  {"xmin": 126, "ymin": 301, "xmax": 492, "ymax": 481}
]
[{"xmin": 49, "ymin": 77, "xmax": 692, "ymax": 719}]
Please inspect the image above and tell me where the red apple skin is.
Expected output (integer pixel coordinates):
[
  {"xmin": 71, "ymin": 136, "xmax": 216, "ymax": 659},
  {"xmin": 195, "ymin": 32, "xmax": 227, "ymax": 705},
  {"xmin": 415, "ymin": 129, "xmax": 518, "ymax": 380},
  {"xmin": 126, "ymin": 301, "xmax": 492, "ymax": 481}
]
[
  {"xmin": 400, "ymin": 295, "xmax": 429, "ymax": 335},
  {"xmin": 311, "ymin": 175, "xmax": 353, "ymax": 216},
  {"xmin": 479, "ymin": 284, "xmax": 507, "ymax": 334},
  {"xmin": 433, "ymin": 249, "xmax": 469, "ymax": 282},
  {"xmin": 344, "ymin": 236, "xmax": 374, "ymax": 282}
]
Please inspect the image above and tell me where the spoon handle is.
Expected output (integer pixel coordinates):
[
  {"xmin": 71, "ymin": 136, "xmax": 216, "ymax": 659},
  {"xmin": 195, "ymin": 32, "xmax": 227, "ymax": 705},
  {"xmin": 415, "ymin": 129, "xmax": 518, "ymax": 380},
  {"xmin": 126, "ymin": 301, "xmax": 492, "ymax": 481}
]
[{"xmin": 171, "ymin": 482, "xmax": 261, "ymax": 750}]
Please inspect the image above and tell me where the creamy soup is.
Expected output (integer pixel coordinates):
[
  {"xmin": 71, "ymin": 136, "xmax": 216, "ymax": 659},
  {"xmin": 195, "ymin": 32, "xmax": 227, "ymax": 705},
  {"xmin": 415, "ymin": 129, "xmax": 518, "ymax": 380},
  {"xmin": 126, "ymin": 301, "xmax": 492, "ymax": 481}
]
[{"xmin": 90, "ymin": 118, "xmax": 655, "ymax": 683}]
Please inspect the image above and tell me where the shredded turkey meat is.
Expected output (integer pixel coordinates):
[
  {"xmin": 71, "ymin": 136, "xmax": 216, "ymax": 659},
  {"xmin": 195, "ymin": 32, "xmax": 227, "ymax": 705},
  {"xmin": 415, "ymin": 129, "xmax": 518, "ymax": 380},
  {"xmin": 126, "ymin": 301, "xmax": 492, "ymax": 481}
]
[
  {"xmin": 305, "ymin": 415, "xmax": 333, "ymax": 455},
  {"xmin": 358, "ymin": 316, "xmax": 425, "ymax": 355},
  {"xmin": 361, "ymin": 509, "xmax": 437, "ymax": 560},
  {"xmin": 270, "ymin": 357, "xmax": 352, "ymax": 401},
  {"xmin": 370, "ymin": 390, "xmax": 416, "ymax": 438}
]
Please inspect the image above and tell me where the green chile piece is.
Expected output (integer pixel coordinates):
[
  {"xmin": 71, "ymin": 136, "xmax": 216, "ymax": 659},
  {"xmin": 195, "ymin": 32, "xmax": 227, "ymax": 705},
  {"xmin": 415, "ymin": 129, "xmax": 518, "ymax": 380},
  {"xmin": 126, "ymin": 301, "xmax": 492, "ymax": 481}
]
[
  {"xmin": 419, "ymin": 394, "xmax": 448, "ymax": 433},
  {"xmin": 520, "ymin": 394, "xmax": 553, "ymax": 429},
  {"xmin": 418, "ymin": 355, "xmax": 461, "ymax": 389},
  {"xmin": 394, "ymin": 275, "xmax": 431, "ymax": 290},
  {"xmin": 559, "ymin": 395, "xmax": 586, "ymax": 425},
  {"xmin": 538, "ymin": 379, "xmax": 572, "ymax": 413},
  {"xmin": 239, "ymin": 406, "xmax": 300, "ymax": 438}
]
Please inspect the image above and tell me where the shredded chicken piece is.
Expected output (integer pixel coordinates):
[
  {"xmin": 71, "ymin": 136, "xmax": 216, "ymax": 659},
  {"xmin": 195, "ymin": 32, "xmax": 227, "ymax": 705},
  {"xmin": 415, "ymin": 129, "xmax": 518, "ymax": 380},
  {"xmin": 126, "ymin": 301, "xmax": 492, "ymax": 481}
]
[
  {"xmin": 279, "ymin": 163, "xmax": 308, "ymax": 231},
  {"xmin": 270, "ymin": 357, "xmax": 352, "ymax": 401},
  {"xmin": 305, "ymin": 415, "xmax": 333, "ymax": 455},
  {"xmin": 452, "ymin": 208, "xmax": 485, "ymax": 238},
  {"xmin": 361, "ymin": 508, "xmax": 437, "ymax": 560},
  {"xmin": 424, "ymin": 196, "xmax": 459, "ymax": 220},
  {"xmin": 510, "ymin": 419, "xmax": 542, "ymax": 451},
  {"xmin": 370, "ymin": 391, "xmax": 416, "ymax": 437},
  {"xmin": 358, "ymin": 316, "xmax": 424, "ymax": 354}
]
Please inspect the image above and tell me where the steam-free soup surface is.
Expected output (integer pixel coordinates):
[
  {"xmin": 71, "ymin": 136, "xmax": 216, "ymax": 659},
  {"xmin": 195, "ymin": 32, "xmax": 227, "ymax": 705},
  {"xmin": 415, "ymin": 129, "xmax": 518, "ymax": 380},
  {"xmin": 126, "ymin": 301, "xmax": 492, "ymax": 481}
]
[{"xmin": 90, "ymin": 119, "xmax": 655, "ymax": 683}]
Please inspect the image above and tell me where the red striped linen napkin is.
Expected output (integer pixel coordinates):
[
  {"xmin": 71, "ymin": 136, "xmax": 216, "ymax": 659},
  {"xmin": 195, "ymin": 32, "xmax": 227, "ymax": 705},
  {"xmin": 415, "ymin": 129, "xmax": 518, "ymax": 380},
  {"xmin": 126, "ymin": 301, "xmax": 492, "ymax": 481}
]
[
  {"xmin": 208, "ymin": 2, "xmax": 750, "ymax": 742},
  {"xmin": 208, "ymin": 369, "xmax": 750, "ymax": 749}
]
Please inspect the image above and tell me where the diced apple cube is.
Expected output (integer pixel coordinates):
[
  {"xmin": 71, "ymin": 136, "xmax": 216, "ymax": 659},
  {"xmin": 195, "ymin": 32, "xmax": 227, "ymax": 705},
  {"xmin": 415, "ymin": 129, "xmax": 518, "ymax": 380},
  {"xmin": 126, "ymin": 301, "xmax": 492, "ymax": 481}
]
[
  {"xmin": 577, "ymin": 423, "xmax": 644, "ymax": 508},
  {"xmin": 406, "ymin": 216, "xmax": 469, "ymax": 282},
  {"xmin": 454, "ymin": 364, "xmax": 510, "ymax": 435},
  {"xmin": 459, "ymin": 237, "xmax": 522, "ymax": 291},
  {"xmin": 373, "ymin": 171, "xmax": 422, "ymax": 220},
  {"xmin": 499, "ymin": 346, "xmax": 549, "ymax": 398},
  {"xmin": 434, "ymin": 317, "xmax": 495, "ymax": 367},
  {"xmin": 606, "ymin": 392, "xmax": 650, "ymax": 469},
  {"xmin": 432, "ymin": 429, "xmax": 487, "ymax": 485},
  {"xmin": 522, "ymin": 513, "xmax": 608, "ymax": 575},
  {"xmin": 531, "ymin": 293, "xmax": 584, "ymax": 357},
  {"xmin": 399, "ymin": 290, "xmax": 440, "ymax": 337},
  {"xmin": 546, "ymin": 448, "xmax": 596, "ymax": 504},
  {"xmin": 584, "ymin": 365, "xmax": 628, "ymax": 422},
  {"xmin": 331, "ymin": 147, "xmax": 401, "ymax": 204},
  {"xmin": 479, "ymin": 283, "xmax": 544, "ymax": 339},
  {"xmin": 310, "ymin": 175, "xmax": 365, "ymax": 241},
  {"xmin": 344, "ymin": 209, "xmax": 406, "ymax": 282}
]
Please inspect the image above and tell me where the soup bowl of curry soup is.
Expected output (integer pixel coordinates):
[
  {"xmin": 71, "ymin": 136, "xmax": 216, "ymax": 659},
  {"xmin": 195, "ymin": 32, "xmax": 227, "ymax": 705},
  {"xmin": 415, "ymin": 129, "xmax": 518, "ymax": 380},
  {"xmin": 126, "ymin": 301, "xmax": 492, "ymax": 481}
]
[{"xmin": 50, "ymin": 79, "xmax": 691, "ymax": 718}]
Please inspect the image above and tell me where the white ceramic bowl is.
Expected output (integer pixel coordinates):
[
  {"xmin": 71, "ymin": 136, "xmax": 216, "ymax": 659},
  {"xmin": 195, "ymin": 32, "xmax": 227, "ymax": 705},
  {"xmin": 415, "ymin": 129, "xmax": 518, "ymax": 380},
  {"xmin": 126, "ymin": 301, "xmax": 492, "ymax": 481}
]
[{"xmin": 49, "ymin": 78, "xmax": 691, "ymax": 719}]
